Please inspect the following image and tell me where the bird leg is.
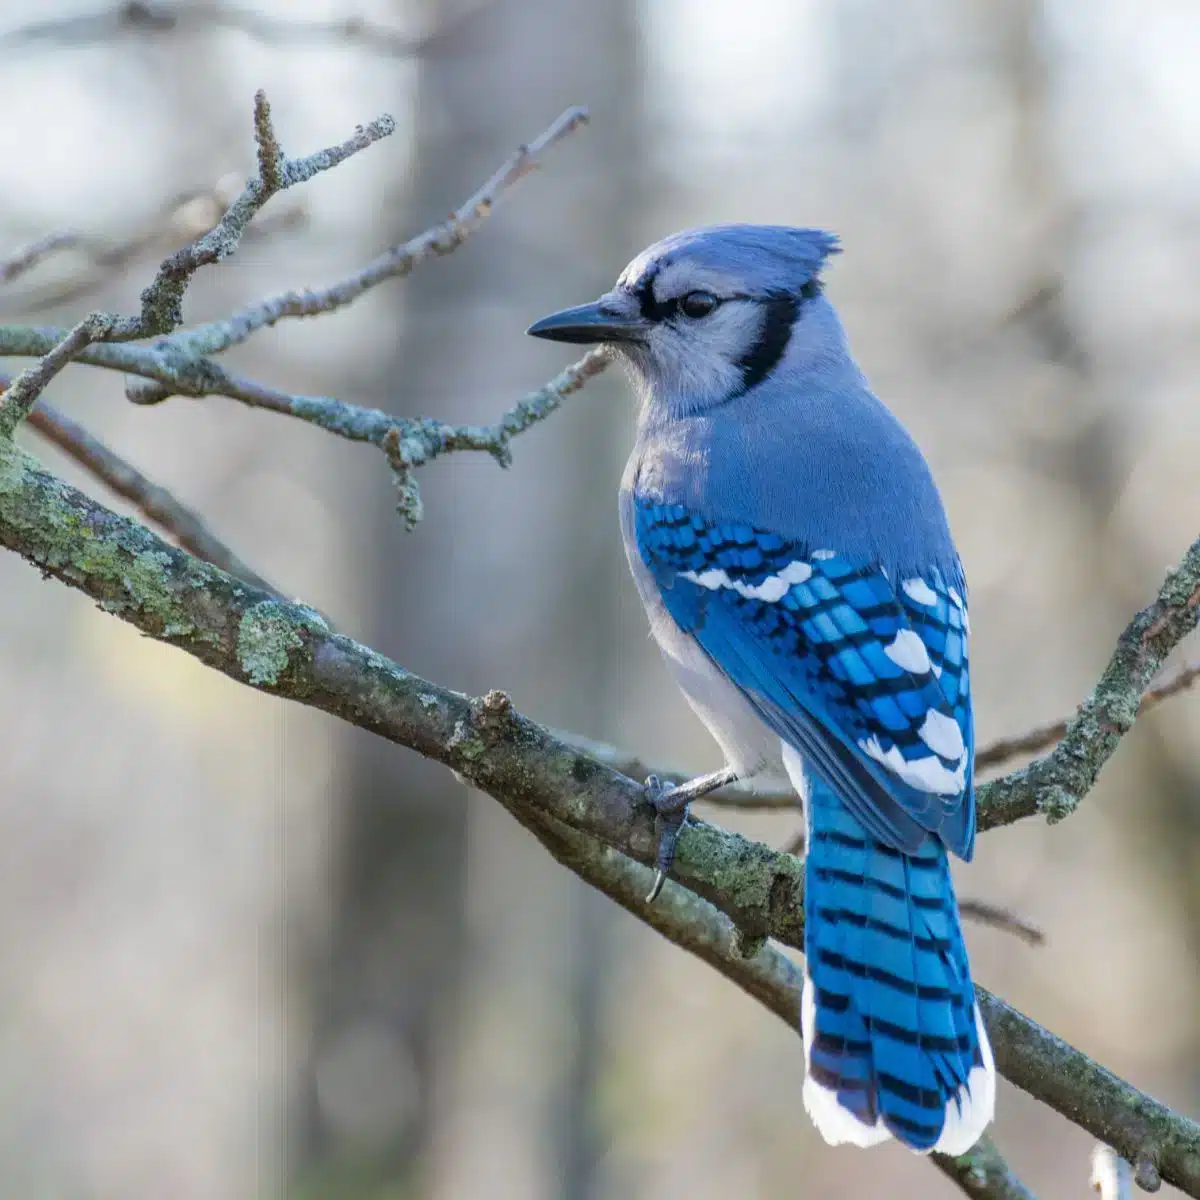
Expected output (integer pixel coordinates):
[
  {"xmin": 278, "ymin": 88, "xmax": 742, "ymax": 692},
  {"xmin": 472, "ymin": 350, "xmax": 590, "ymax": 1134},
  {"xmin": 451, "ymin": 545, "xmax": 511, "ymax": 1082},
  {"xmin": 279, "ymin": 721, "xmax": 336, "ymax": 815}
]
[{"xmin": 642, "ymin": 765, "xmax": 741, "ymax": 902}]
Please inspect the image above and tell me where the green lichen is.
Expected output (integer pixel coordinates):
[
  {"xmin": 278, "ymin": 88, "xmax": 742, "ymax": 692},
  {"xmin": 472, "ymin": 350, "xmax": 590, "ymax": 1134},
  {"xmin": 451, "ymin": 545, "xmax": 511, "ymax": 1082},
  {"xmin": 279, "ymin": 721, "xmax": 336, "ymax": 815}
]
[
  {"xmin": 237, "ymin": 600, "xmax": 303, "ymax": 686},
  {"xmin": 446, "ymin": 718, "xmax": 486, "ymax": 763},
  {"xmin": 0, "ymin": 439, "xmax": 209, "ymax": 640}
]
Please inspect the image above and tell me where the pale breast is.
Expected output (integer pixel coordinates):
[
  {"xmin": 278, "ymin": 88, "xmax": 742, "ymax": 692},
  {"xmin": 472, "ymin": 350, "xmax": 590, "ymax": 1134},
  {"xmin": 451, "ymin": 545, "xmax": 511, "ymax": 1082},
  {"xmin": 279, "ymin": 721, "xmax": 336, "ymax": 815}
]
[{"xmin": 617, "ymin": 480, "xmax": 783, "ymax": 779}]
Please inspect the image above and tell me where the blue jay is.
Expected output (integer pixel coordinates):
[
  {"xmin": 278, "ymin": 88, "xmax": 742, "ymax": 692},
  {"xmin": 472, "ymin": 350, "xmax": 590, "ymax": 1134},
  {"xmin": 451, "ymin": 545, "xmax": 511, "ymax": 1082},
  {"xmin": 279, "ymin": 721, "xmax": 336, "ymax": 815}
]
[{"xmin": 527, "ymin": 225, "xmax": 994, "ymax": 1155}]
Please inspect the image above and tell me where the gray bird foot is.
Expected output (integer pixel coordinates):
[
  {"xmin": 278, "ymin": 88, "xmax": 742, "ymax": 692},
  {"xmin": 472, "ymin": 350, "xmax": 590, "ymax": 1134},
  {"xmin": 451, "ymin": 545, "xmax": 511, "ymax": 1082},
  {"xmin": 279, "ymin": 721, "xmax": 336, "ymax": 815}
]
[
  {"xmin": 643, "ymin": 774, "xmax": 688, "ymax": 904},
  {"xmin": 641, "ymin": 765, "xmax": 741, "ymax": 903}
]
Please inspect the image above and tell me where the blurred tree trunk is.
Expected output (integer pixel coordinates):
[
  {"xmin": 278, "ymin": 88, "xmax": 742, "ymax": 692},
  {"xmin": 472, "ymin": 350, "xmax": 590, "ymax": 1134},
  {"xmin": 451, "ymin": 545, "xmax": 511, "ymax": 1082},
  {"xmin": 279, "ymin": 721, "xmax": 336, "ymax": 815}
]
[{"xmin": 294, "ymin": 2, "xmax": 643, "ymax": 1196}]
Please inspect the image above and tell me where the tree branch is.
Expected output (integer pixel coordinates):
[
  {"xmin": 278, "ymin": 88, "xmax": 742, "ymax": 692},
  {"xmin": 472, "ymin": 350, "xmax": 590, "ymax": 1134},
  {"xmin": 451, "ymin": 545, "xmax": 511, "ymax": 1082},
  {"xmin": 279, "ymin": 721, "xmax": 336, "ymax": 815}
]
[
  {"xmin": 399, "ymin": 768, "xmax": 1035, "ymax": 1199},
  {"xmin": 1, "ymin": 88, "xmax": 1196, "ymax": 1195},
  {"xmin": 976, "ymin": 541, "xmax": 1200, "ymax": 831},
  {"xmin": 164, "ymin": 103, "xmax": 589, "ymax": 359},
  {"xmin": 24, "ymin": 400, "xmax": 277, "ymax": 593},
  {"xmin": 0, "ymin": 313, "xmax": 115, "ymax": 436},
  {"xmin": 1, "ymin": 1, "xmax": 473, "ymax": 58},
  {"xmin": 0, "ymin": 436, "xmax": 1195, "ymax": 1193},
  {"xmin": 982, "ymin": 991, "xmax": 1199, "ymax": 1193},
  {"xmin": 0, "ymin": 105, "xmax": 594, "ymax": 525},
  {"xmin": 0, "ymin": 232, "xmax": 83, "ymax": 284},
  {"xmin": 956, "ymin": 900, "xmax": 1045, "ymax": 948},
  {"xmin": 931, "ymin": 1136, "xmax": 1039, "ymax": 1200},
  {"xmin": 111, "ymin": 91, "xmax": 395, "ymax": 340},
  {"xmin": 1, "ymin": 188, "xmax": 307, "ymax": 317},
  {"xmin": 556, "ymin": 638, "xmax": 1200, "ymax": 825},
  {"xmin": 974, "ymin": 660, "xmax": 1200, "ymax": 773}
]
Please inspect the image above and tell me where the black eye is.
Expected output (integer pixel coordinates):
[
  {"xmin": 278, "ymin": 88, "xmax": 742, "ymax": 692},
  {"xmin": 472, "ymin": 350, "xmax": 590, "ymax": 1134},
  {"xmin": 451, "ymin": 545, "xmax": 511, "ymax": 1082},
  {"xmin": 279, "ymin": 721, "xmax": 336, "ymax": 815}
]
[{"xmin": 679, "ymin": 290, "xmax": 719, "ymax": 319}]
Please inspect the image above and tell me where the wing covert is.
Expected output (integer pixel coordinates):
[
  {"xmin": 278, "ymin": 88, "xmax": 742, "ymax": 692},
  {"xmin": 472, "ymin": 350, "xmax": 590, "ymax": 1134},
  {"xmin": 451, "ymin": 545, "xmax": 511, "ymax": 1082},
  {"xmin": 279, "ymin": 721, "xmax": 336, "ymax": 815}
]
[{"xmin": 634, "ymin": 498, "xmax": 975, "ymax": 857}]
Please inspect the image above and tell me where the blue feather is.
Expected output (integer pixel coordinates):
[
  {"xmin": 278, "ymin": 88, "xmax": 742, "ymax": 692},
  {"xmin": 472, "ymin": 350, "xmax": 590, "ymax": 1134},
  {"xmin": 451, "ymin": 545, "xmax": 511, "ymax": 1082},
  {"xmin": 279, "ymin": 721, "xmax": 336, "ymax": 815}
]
[
  {"xmin": 633, "ymin": 497, "xmax": 987, "ymax": 1150},
  {"xmin": 634, "ymin": 499, "xmax": 974, "ymax": 855}
]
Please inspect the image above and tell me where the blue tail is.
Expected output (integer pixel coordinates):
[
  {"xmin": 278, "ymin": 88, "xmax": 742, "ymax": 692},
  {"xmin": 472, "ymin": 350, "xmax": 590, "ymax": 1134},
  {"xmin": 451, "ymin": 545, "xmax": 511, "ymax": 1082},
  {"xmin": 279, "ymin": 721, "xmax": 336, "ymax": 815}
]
[{"xmin": 801, "ymin": 776, "xmax": 994, "ymax": 1153}]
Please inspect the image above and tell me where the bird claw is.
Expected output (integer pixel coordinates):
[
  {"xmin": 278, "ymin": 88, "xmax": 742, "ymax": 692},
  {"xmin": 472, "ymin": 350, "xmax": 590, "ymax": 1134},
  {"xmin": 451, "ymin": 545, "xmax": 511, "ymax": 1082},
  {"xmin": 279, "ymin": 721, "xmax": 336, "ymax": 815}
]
[
  {"xmin": 640, "ymin": 766, "xmax": 742, "ymax": 903},
  {"xmin": 643, "ymin": 774, "xmax": 688, "ymax": 903}
]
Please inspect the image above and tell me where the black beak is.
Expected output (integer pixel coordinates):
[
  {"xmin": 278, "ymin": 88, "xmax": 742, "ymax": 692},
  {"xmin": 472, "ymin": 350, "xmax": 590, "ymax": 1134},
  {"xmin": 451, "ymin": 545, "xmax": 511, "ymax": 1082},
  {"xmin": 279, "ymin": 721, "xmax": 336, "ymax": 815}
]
[{"xmin": 526, "ymin": 300, "xmax": 650, "ymax": 345}]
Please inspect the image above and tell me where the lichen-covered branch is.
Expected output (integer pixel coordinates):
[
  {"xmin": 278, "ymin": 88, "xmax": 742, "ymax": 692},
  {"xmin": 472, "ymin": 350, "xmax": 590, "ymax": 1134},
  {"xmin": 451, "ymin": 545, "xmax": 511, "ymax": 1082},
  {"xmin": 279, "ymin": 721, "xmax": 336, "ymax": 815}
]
[
  {"xmin": 977, "ymin": 538, "xmax": 1200, "ymax": 831},
  {"xmin": 974, "ymin": 659, "xmax": 1200, "ymax": 773},
  {"xmin": 0, "ymin": 104, "xmax": 595, "ymax": 527},
  {"xmin": 112, "ymin": 91, "xmax": 395, "ymax": 340},
  {"xmin": 141, "ymin": 347, "xmax": 611, "ymax": 527},
  {"xmin": 1, "ymin": 435, "xmax": 1195, "ymax": 1194},
  {"xmin": 168, "ymin": 104, "xmax": 590, "ymax": 359},
  {"xmin": 25, "ymin": 400, "xmax": 277, "ymax": 593},
  {"xmin": 403, "ymin": 780, "xmax": 1034, "ymax": 1199},
  {"xmin": 982, "ymin": 991, "xmax": 1200, "ymax": 1194},
  {"xmin": 931, "ymin": 1136, "xmax": 1039, "ymax": 1200},
  {"xmin": 381, "ymin": 347, "xmax": 611, "ymax": 526},
  {"xmin": 0, "ymin": 313, "xmax": 115, "ymax": 436},
  {"xmin": 562, "ymin": 650, "xmax": 1200, "ymax": 820}
]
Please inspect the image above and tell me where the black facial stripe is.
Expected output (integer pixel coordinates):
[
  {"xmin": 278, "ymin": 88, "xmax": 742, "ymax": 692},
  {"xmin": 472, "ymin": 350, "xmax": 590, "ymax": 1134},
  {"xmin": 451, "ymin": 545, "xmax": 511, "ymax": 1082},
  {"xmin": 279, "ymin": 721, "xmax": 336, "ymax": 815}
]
[
  {"xmin": 734, "ymin": 292, "xmax": 799, "ymax": 393},
  {"xmin": 635, "ymin": 267, "xmax": 678, "ymax": 321},
  {"xmin": 630, "ymin": 273, "xmax": 824, "ymax": 394}
]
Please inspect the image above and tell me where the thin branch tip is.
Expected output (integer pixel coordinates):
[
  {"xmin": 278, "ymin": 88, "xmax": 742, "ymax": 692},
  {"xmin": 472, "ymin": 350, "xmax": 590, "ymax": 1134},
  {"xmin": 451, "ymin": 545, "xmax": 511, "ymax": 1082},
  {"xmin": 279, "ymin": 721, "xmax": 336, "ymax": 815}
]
[{"xmin": 252, "ymin": 89, "xmax": 284, "ymax": 191}]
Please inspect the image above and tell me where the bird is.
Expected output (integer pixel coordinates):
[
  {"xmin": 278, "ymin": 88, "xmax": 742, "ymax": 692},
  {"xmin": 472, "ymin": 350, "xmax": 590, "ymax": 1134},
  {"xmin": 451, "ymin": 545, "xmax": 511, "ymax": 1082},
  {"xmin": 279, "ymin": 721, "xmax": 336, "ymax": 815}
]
[{"xmin": 526, "ymin": 224, "xmax": 995, "ymax": 1156}]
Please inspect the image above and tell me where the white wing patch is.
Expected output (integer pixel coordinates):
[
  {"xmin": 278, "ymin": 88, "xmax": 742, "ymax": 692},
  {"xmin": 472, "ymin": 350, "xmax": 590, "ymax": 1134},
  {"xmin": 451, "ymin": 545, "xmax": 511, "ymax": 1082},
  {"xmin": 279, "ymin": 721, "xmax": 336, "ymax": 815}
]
[
  {"xmin": 918, "ymin": 709, "xmax": 965, "ymax": 761},
  {"xmin": 883, "ymin": 629, "xmax": 932, "ymax": 674},
  {"xmin": 901, "ymin": 577, "xmax": 937, "ymax": 606},
  {"xmin": 858, "ymin": 735, "xmax": 967, "ymax": 795},
  {"xmin": 682, "ymin": 559, "xmax": 812, "ymax": 603},
  {"xmin": 947, "ymin": 586, "xmax": 971, "ymax": 634}
]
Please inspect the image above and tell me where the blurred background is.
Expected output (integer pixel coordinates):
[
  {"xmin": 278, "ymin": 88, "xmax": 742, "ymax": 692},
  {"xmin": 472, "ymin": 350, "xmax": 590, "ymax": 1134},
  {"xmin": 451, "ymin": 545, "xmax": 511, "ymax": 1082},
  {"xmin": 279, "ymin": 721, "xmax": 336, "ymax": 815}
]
[{"xmin": 0, "ymin": 0, "xmax": 1197, "ymax": 1196}]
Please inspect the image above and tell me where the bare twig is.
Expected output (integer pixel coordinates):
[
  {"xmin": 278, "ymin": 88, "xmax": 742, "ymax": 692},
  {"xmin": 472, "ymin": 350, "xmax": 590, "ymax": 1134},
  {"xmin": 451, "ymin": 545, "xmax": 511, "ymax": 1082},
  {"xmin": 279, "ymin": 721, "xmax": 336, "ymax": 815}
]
[
  {"xmin": 381, "ymin": 348, "xmax": 611, "ymax": 526},
  {"xmin": 1, "ymin": 188, "xmax": 306, "ymax": 317},
  {"xmin": 0, "ymin": 1, "xmax": 471, "ymax": 57},
  {"xmin": 25, "ymin": 400, "xmax": 277, "ymax": 593},
  {"xmin": 976, "ymin": 660, "xmax": 1200, "ymax": 772},
  {"xmin": 0, "ymin": 232, "xmax": 82, "ymax": 285},
  {"xmin": 0, "ymin": 105, "xmax": 598, "ymax": 527},
  {"xmin": 0, "ymin": 314, "xmax": 114, "ymax": 437},
  {"xmin": 0, "ymin": 107, "xmax": 590, "ymax": 401},
  {"xmin": 168, "ymin": 104, "xmax": 590, "ymax": 359},
  {"xmin": 958, "ymin": 899, "xmax": 1045, "ymax": 947},
  {"xmin": 0, "ymin": 96, "xmax": 394, "ymax": 437},
  {"xmin": 110, "ymin": 91, "xmax": 395, "ymax": 340},
  {"xmin": 977, "ymin": 546, "xmax": 1200, "ymax": 832},
  {"xmin": 130, "ymin": 349, "xmax": 611, "ymax": 527}
]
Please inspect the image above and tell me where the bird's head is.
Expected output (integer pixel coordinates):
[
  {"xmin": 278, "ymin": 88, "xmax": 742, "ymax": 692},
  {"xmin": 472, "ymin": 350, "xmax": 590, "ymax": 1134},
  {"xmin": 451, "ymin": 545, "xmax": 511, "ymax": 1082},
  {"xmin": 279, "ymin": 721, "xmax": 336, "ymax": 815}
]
[{"xmin": 527, "ymin": 224, "xmax": 841, "ymax": 411}]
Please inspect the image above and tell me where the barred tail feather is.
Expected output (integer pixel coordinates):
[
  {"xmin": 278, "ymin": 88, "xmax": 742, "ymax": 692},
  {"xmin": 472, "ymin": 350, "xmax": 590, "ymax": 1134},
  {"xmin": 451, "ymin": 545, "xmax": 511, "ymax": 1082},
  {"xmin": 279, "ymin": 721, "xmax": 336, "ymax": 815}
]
[{"xmin": 785, "ymin": 747, "xmax": 994, "ymax": 1154}]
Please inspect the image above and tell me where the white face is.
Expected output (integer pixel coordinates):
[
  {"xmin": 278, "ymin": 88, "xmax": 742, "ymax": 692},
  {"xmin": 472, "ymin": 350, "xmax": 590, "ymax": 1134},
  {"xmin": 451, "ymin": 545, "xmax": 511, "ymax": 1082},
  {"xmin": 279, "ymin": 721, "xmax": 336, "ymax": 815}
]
[{"xmin": 606, "ymin": 257, "xmax": 774, "ymax": 407}]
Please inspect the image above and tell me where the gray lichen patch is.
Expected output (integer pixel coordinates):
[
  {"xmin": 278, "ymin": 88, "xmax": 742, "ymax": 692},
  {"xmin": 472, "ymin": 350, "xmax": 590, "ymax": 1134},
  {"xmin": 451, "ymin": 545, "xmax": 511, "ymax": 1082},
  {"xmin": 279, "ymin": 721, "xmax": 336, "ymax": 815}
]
[{"xmin": 237, "ymin": 600, "xmax": 304, "ymax": 686}]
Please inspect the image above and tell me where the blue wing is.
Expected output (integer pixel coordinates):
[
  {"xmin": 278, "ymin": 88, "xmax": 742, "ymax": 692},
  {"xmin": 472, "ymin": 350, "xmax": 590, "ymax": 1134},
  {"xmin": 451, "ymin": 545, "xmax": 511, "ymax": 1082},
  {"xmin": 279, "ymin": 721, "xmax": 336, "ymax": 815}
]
[{"xmin": 634, "ymin": 498, "xmax": 975, "ymax": 858}]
